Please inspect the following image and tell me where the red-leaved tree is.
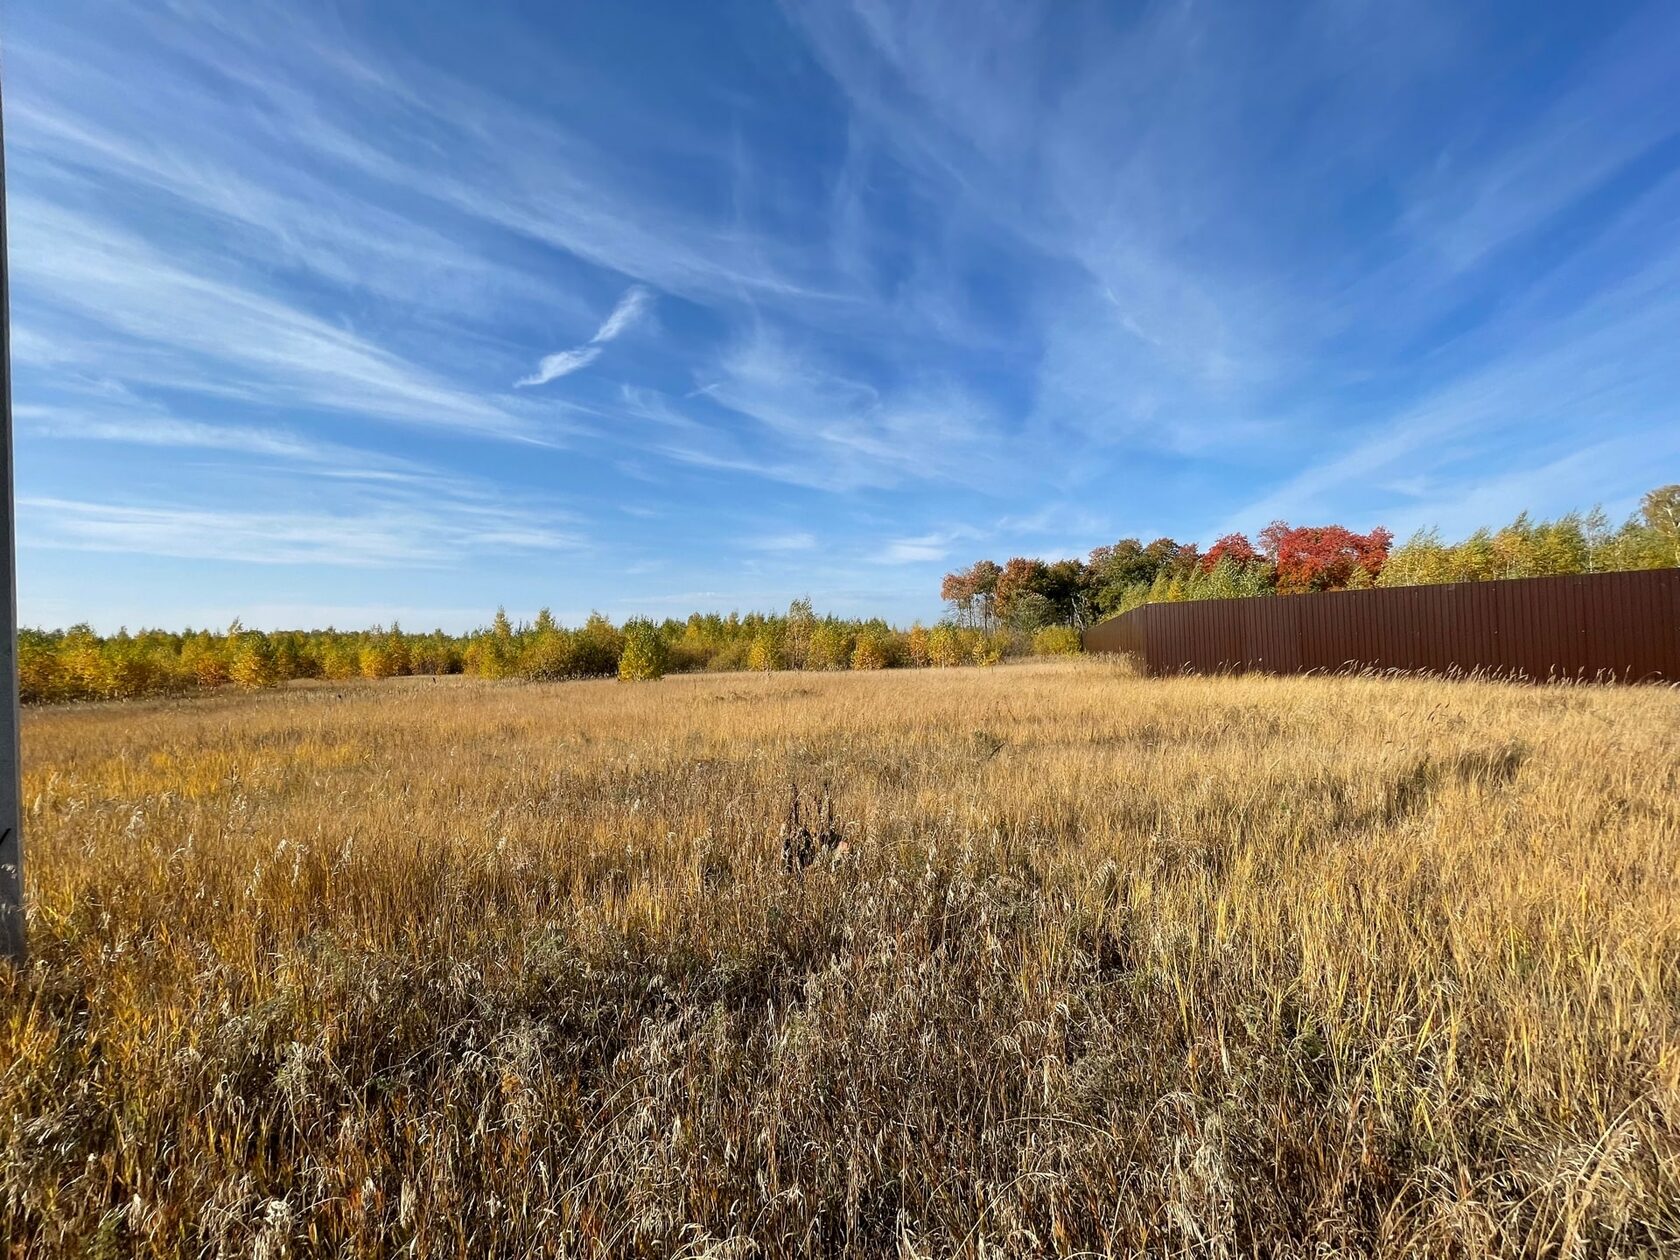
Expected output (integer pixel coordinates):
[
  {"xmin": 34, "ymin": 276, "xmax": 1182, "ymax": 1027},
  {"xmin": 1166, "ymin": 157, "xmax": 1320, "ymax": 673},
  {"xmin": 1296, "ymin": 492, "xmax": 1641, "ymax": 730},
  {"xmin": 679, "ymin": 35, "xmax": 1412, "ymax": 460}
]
[
  {"xmin": 941, "ymin": 559, "xmax": 1002, "ymax": 627},
  {"xmin": 1201, "ymin": 533, "xmax": 1262, "ymax": 573},
  {"xmin": 1258, "ymin": 523, "xmax": 1393, "ymax": 593}
]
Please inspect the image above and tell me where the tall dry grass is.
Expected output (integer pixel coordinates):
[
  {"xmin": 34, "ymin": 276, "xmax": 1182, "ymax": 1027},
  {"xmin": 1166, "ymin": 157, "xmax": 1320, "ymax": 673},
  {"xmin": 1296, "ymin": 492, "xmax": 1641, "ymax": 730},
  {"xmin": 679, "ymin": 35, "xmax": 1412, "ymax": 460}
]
[{"xmin": 3, "ymin": 659, "xmax": 1677, "ymax": 1257}]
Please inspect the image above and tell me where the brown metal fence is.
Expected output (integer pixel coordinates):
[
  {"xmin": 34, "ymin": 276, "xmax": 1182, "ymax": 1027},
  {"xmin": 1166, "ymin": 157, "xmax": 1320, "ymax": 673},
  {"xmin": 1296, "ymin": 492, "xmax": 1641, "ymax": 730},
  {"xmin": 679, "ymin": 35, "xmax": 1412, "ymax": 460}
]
[{"xmin": 1081, "ymin": 569, "xmax": 1680, "ymax": 682}]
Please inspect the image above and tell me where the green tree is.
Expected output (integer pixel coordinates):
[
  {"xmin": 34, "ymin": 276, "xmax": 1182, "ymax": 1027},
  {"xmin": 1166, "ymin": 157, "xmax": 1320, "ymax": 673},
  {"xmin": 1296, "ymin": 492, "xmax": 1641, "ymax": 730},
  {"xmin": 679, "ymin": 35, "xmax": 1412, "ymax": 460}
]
[{"xmin": 576, "ymin": 613, "xmax": 624, "ymax": 676}]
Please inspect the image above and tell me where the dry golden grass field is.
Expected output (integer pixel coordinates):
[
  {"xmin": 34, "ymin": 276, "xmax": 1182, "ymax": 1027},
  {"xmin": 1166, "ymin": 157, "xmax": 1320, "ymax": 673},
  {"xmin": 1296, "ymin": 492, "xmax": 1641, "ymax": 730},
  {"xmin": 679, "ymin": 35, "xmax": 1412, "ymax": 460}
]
[{"xmin": 4, "ymin": 659, "xmax": 1679, "ymax": 1257}]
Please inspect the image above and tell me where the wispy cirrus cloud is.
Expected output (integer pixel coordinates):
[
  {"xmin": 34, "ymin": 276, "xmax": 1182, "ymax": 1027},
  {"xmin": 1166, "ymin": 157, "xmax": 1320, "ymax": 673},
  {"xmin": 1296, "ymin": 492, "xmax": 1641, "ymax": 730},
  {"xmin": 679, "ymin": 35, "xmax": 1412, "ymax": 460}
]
[
  {"xmin": 517, "ymin": 286, "xmax": 653, "ymax": 387},
  {"xmin": 652, "ymin": 325, "xmax": 1009, "ymax": 492},
  {"xmin": 742, "ymin": 530, "xmax": 817, "ymax": 553},
  {"xmin": 11, "ymin": 197, "xmax": 547, "ymax": 442},
  {"xmin": 21, "ymin": 494, "xmax": 583, "ymax": 568},
  {"xmin": 1226, "ymin": 234, "xmax": 1680, "ymax": 535},
  {"xmin": 876, "ymin": 535, "xmax": 958, "ymax": 565},
  {"xmin": 13, "ymin": 392, "xmax": 451, "ymax": 479}
]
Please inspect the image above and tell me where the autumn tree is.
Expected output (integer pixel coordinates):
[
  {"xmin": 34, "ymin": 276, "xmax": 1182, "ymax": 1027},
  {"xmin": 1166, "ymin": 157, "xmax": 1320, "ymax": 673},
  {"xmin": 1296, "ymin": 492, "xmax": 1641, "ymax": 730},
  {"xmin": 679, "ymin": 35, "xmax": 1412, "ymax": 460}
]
[
  {"xmin": 746, "ymin": 632, "xmax": 784, "ymax": 673},
  {"xmin": 520, "ymin": 609, "xmax": 576, "ymax": 679},
  {"xmin": 1202, "ymin": 533, "xmax": 1262, "ymax": 573},
  {"xmin": 927, "ymin": 625, "xmax": 964, "ymax": 667},
  {"xmin": 1259, "ymin": 523, "xmax": 1392, "ymax": 593},
  {"xmin": 1380, "ymin": 492, "xmax": 1677, "ymax": 587},
  {"xmin": 784, "ymin": 598, "xmax": 817, "ymax": 669},
  {"xmin": 850, "ymin": 624, "xmax": 897, "ymax": 670},
  {"xmin": 181, "ymin": 629, "xmax": 229, "ymax": 688},
  {"xmin": 971, "ymin": 631, "xmax": 1006, "ymax": 667},
  {"xmin": 807, "ymin": 621, "xmax": 853, "ymax": 670},
  {"xmin": 229, "ymin": 628, "xmax": 281, "ymax": 690},
  {"xmin": 358, "ymin": 626, "xmax": 400, "ymax": 680},
  {"xmin": 941, "ymin": 559, "xmax": 1001, "ymax": 628},
  {"xmin": 939, "ymin": 569, "xmax": 976, "ymax": 625},
  {"xmin": 1032, "ymin": 625, "xmax": 1082, "ymax": 656},
  {"xmin": 905, "ymin": 624, "xmax": 931, "ymax": 667},
  {"xmin": 993, "ymin": 557, "xmax": 1050, "ymax": 628},
  {"xmin": 1379, "ymin": 529, "xmax": 1453, "ymax": 587},
  {"xmin": 617, "ymin": 618, "xmax": 667, "ymax": 681},
  {"xmin": 1644, "ymin": 484, "xmax": 1680, "ymax": 566},
  {"xmin": 321, "ymin": 639, "xmax": 362, "ymax": 680},
  {"xmin": 17, "ymin": 632, "xmax": 64, "ymax": 704}
]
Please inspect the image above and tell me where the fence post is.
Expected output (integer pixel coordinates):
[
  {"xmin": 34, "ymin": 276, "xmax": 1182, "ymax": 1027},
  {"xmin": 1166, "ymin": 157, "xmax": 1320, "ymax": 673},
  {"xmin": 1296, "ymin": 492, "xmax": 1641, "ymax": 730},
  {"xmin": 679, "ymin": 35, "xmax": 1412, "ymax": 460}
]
[{"xmin": 0, "ymin": 61, "xmax": 25, "ymax": 964}]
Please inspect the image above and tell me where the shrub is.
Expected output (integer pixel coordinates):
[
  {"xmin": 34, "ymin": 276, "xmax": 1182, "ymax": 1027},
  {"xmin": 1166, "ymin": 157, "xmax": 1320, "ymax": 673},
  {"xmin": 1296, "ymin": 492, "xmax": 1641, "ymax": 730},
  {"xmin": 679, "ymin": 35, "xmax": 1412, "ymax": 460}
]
[
  {"xmin": 707, "ymin": 639, "xmax": 751, "ymax": 673},
  {"xmin": 972, "ymin": 631, "xmax": 1007, "ymax": 667},
  {"xmin": 1032, "ymin": 625, "xmax": 1082, "ymax": 656}
]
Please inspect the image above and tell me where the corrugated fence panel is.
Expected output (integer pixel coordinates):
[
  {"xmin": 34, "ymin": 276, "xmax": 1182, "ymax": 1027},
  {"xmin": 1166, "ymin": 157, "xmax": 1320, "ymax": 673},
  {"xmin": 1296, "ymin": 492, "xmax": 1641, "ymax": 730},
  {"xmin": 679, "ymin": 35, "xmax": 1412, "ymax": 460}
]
[
  {"xmin": 1083, "ymin": 605, "xmax": 1144, "ymax": 657},
  {"xmin": 1081, "ymin": 569, "xmax": 1680, "ymax": 683},
  {"xmin": 1638, "ymin": 570, "xmax": 1668, "ymax": 676}
]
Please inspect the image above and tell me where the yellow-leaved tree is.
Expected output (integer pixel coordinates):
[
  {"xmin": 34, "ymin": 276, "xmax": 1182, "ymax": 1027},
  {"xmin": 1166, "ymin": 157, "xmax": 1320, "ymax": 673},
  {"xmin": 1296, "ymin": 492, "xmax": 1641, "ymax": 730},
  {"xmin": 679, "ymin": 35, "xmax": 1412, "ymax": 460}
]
[
  {"xmin": 229, "ymin": 627, "xmax": 281, "ymax": 690},
  {"xmin": 807, "ymin": 622, "xmax": 851, "ymax": 671},
  {"xmin": 747, "ymin": 632, "xmax": 784, "ymax": 673},
  {"xmin": 906, "ymin": 624, "xmax": 931, "ymax": 668},
  {"xmin": 1032, "ymin": 625, "xmax": 1081, "ymax": 656},
  {"xmin": 927, "ymin": 625, "xmax": 963, "ymax": 668},
  {"xmin": 618, "ymin": 619, "xmax": 668, "ymax": 681}
]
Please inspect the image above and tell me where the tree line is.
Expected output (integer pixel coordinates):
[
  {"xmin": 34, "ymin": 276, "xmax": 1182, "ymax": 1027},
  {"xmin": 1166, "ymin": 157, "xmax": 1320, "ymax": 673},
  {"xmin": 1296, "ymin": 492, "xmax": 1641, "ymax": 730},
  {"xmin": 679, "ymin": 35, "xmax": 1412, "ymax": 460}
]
[
  {"xmin": 941, "ymin": 484, "xmax": 1680, "ymax": 629},
  {"xmin": 20, "ymin": 485, "xmax": 1676, "ymax": 703},
  {"xmin": 18, "ymin": 601, "xmax": 1082, "ymax": 704}
]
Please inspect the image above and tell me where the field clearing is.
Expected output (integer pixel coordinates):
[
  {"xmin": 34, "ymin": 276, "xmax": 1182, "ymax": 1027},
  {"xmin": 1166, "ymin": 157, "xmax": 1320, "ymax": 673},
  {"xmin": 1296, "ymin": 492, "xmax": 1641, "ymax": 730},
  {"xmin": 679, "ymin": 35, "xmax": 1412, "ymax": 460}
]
[{"xmin": 4, "ymin": 659, "xmax": 1679, "ymax": 1257}]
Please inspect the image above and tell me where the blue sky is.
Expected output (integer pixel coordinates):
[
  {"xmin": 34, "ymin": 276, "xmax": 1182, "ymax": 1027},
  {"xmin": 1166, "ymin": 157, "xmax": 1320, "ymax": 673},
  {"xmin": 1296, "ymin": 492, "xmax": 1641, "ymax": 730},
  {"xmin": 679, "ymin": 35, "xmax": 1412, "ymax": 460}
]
[{"xmin": 7, "ymin": 1, "xmax": 1679, "ymax": 632}]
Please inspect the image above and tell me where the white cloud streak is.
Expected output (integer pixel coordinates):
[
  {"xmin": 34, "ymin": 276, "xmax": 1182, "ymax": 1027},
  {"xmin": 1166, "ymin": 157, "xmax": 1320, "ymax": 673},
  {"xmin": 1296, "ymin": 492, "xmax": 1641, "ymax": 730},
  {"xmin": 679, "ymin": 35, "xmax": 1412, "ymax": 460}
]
[
  {"xmin": 11, "ymin": 198, "xmax": 544, "ymax": 441},
  {"xmin": 742, "ymin": 531, "xmax": 817, "ymax": 553},
  {"xmin": 517, "ymin": 286, "xmax": 653, "ymax": 386},
  {"xmin": 20, "ymin": 495, "xmax": 584, "ymax": 568}
]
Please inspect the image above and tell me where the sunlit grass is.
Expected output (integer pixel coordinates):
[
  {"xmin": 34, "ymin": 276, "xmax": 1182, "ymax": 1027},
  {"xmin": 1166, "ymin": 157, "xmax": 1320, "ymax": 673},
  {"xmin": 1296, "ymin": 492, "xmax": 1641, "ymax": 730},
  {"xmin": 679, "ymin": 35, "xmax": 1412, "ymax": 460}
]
[{"xmin": 4, "ymin": 661, "xmax": 1677, "ymax": 1257}]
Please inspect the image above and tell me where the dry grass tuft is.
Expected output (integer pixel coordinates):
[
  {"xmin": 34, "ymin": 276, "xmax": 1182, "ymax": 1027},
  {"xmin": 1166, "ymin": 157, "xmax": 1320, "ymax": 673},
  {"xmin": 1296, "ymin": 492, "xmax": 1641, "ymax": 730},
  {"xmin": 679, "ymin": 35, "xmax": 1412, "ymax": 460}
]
[{"xmin": 4, "ymin": 660, "xmax": 1678, "ymax": 1257}]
